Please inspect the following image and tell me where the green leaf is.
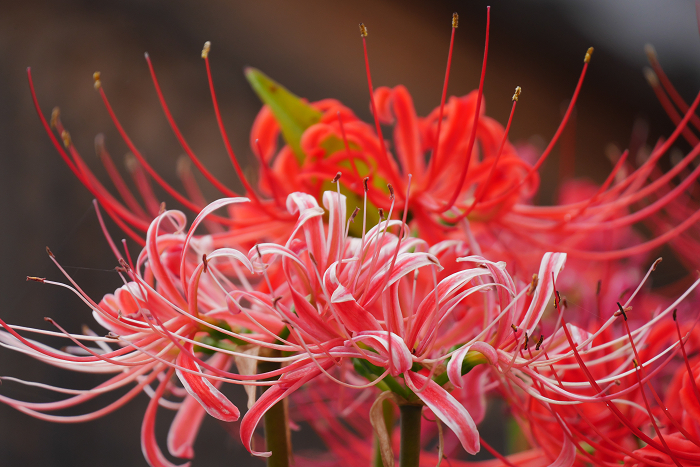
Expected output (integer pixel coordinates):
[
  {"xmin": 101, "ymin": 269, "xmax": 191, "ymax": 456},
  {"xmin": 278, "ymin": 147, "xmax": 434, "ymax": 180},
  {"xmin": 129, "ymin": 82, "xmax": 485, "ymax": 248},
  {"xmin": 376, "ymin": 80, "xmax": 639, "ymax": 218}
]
[{"xmin": 245, "ymin": 67, "xmax": 322, "ymax": 164}]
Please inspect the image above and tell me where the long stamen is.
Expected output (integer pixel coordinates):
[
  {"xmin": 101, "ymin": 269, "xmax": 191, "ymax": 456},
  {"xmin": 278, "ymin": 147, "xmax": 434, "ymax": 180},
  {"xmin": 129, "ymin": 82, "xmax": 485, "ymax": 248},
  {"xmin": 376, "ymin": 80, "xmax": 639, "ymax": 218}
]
[
  {"xmin": 426, "ymin": 12, "xmax": 459, "ymax": 182},
  {"xmin": 201, "ymin": 42, "xmax": 282, "ymax": 217},
  {"xmin": 94, "ymin": 134, "xmax": 148, "ymax": 219},
  {"xmin": 359, "ymin": 23, "xmax": 399, "ymax": 187},
  {"xmin": 144, "ymin": 51, "xmax": 239, "ymax": 197},
  {"xmin": 448, "ymin": 86, "xmax": 520, "ymax": 222},
  {"xmin": 675, "ymin": 311, "xmax": 700, "ymax": 406},
  {"xmin": 620, "ymin": 309, "xmax": 683, "ymax": 467},
  {"xmin": 337, "ymin": 111, "xmax": 362, "ymax": 181},
  {"xmin": 360, "ymin": 188, "xmax": 395, "ymax": 301},
  {"xmin": 482, "ymin": 46, "xmax": 595, "ymax": 208},
  {"xmin": 441, "ymin": 6, "xmax": 490, "ymax": 213},
  {"xmin": 254, "ymin": 138, "xmax": 284, "ymax": 207},
  {"xmin": 550, "ymin": 273, "xmax": 700, "ymax": 462},
  {"xmin": 646, "ymin": 44, "xmax": 700, "ymax": 133},
  {"xmin": 351, "ymin": 177, "xmax": 370, "ymax": 293},
  {"xmin": 644, "ymin": 67, "xmax": 700, "ymax": 145}
]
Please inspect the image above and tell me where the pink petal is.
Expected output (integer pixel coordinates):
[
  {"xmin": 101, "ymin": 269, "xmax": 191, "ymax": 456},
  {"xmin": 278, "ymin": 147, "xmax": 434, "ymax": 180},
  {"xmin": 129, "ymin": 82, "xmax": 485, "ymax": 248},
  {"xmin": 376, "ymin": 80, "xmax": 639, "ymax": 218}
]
[
  {"xmin": 404, "ymin": 370, "xmax": 480, "ymax": 454},
  {"xmin": 322, "ymin": 191, "xmax": 347, "ymax": 269},
  {"xmin": 180, "ymin": 197, "xmax": 250, "ymax": 295},
  {"xmin": 240, "ymin": 361, "xmax": 330, "ymax": 457},
  {"xmin": 325, "ymin": 263, "xmax": 381, "ymax": 333},
  {"xmin": 352, "ymin": 331, "xmax": 413, "ymax": 375},
  {"xmin": 518, "ymin": 252, "xmax": 566, "ymax": 334},
  {"xmin": 446, "ymin": 341, "xmax": 497, "ymax": 389},
  {"xmin": 168, "ymin": 353, "xmax": 232, "ymax": 459},
  {"xmin": 175, "ymin": 347, "xmax": 239, "ymax": 422},
  {"xmin": 286, "ymin": 192, "xmax": 327, "ymax": 267},
  {"xmin": 548, "ymin": 435, "xmax": 576, "ymax": 467},
  {"xmin": 142, "ymin": 369, "xmax": 191, "ymax": 467}
]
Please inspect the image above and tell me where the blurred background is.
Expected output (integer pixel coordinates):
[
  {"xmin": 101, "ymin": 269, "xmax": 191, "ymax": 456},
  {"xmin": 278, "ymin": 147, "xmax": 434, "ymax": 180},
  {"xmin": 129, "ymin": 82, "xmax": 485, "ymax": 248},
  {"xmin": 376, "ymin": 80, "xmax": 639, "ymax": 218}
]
[{"xmin": 0, "ymin": 0, "xmax": 698, "ymax": 465}]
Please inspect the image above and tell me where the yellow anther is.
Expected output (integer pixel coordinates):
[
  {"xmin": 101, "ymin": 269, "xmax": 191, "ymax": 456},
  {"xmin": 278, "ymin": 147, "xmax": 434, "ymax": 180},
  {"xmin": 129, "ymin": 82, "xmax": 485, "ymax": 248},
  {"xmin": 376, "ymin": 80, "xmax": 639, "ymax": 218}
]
[
  {"xmin": 452, "ymin": 12, "xmax": 459, "ymax": 28},
  {"xmin": 359, "ymin": 23, "xmax": 368, "ymax": 37},
  {"xmin": 202, "ymin": 41, "xmax": 211, "ymax": 59},
  {"xmin": 93, "ymin": 71, "xmax": 102, "ymax": 90},
  {"xmin": 50, "ymin": 107, "xmax": 60, "ymax": 129},
  {"xmin": 584, "ymin": 47, "xmax": 594, "ymax": 63},
  {"xmin": 61, "ymin": 130, "xmax": 72, "ymax": 148},
  {"xmin": 512, "ymin": 86, "xmax": 522, "ymax": 102}
]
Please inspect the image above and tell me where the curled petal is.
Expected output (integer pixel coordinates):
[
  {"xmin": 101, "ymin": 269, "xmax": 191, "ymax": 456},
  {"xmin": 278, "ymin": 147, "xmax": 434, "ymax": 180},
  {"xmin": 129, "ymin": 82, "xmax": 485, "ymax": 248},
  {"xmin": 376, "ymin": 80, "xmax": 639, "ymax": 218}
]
[
  {"xmin": 404, "ymin": 370, "xmax": 480, "ymax": 455},
  {"xmin": 351, "ymin": 331, "xmax": 413, "ymax": 375},
  {"xmin": 446, "ymin": 341, "xmax": 497, "ymax": 389},
  {"xmin": 142, "ymin": 368, "xmax": 191, "ymax": 467},
  {"xmin": 241, "ymin": 361, "xmax": 330, "ymax": 457},
  {"xmin": 168, "ymin": 353, "xmax": 232, "ymax": 459},
  {"xmin": 175, "ymin": 346, "xmax": 239, "ymax": 422}
]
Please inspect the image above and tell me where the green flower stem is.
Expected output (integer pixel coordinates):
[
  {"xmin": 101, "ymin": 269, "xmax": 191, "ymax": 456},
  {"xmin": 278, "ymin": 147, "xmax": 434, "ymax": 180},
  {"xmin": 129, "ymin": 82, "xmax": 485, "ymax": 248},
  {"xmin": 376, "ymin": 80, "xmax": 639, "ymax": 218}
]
[
  {"xmin": 399, "ymin": 404, "xmax": 423, "ymax": 467},
  {"xmin": 259, "ymin": 351, "xmax": 290, "ymax": 467}
]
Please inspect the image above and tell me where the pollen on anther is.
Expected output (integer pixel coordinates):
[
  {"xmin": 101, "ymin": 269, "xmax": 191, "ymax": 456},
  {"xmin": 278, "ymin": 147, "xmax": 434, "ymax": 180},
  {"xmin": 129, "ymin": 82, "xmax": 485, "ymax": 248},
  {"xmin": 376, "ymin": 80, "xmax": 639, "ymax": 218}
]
[
  {"xmin": 349, "ymin": 206, "xmax": 360, "ymax": 222},
  {"xmin": 118, "ymin": 258, "xmax": 131, "ymax": 271},
  {"xmin": 61, "ymin": 130, "xmax": 72, "ymax": 149},
  {"xmin": 26, "ymin": 276, "xmax": 46, "ymax": 283},
  {"xmin": 535, "ymin": 335, "xmax": 544, "ymax": 351},
  {"xmin": 93, "ymin": 71, "xmax": 102, "ymax": 90},
  {"xmin": 452, "ymin": 12, "xmax": 459, "ymax": 28},
  {"xmin": 643, "ymin": 67, "xmax": 659, "ymax": 87},
  {"xmin": 644, "ymin": 43, "xmax": 657, "ymax": 63},
  {"xmin": 359, "ymin": 23, "xmax": 368, "ymax": 37},
  {"xmin": 388, "ymin": 184, "xmax": 395, "ymax": 200},
  {"xmin": 584, "ymin": 47, "xmax": 594, "ymax": 63},
  {"xmin": 526, "ymin": 274, "xmax": 538, "ymax": 296},
  {"xmin": 202, "ymin": 41, "xmax": 211, "ymax": 59},
  {"xmin": 512, "ymin": 86, "xmax": 522, "ymax": 102},
  {"xmin": 50, "ymin": 107, "xmax": 60, "ymax": 129},
  {"xmin": 363, "ymin": 177, "xmax": 369, "ymax": 192}
]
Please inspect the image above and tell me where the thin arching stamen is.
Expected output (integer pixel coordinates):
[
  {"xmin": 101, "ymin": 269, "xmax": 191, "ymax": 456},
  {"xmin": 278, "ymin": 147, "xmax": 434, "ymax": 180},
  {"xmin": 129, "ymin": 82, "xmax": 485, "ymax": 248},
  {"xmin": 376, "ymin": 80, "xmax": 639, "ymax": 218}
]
[
  {"xmin": 426, "ymin": 12, "xmax": 460, "ymax": 182},
  {"xmin": 337, "ymin": 111, "xmax": 361, "ymax": 181},
  {"xmin": 254, "ymin": 138, "xmax": 284, "ymax": 207},
  {"xmin": 358, "ymin": 23, "xmax": 399, "ymax": 186},
  {"xmin": 144, "ymin": 52, "xmax": 239, "ymax": 198},
  {"xmin": 477, "ymin": 46, "xmax": 595, "ymax": 213},
  {"xmin": 441, "ymin": 6, "xmax": 490, "ymax": 213},
  {"xmin": 448, "ymin": 86, "xmax": 520, "ymax": 222}
]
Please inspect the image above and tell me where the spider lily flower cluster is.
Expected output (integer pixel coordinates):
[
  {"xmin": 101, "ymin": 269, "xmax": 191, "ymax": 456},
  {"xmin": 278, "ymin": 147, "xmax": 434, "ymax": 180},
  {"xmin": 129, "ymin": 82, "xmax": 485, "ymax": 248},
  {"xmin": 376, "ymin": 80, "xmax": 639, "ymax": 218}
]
[{"xmin": 5, "ymin": 8, "xmax": 700, "ymax": 467}]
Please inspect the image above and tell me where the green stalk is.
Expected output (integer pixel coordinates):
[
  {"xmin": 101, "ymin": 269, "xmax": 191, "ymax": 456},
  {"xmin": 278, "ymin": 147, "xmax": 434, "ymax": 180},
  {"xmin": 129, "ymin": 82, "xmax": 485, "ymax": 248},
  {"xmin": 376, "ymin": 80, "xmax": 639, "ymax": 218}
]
[
  {"xmin": 399, "ymin": 405, "xmax": 423, "ymax": 467},
  {"xmin": 259, "ymin": 351, "xmax": 290, "ymax": 467}
]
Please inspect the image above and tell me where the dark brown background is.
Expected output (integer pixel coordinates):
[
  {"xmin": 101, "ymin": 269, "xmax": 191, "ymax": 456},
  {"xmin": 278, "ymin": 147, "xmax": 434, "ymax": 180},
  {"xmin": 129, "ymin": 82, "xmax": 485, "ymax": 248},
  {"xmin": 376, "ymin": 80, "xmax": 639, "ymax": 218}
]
[{"xmin": 0, "ymin": 0, "xmax": 698, "ymax": 465}]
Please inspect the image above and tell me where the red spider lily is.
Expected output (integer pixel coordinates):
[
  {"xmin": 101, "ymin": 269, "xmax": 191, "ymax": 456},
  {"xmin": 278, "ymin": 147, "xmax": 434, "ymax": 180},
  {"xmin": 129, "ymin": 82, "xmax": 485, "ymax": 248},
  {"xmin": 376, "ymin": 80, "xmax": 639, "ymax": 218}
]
[{"xmin": 24, "ymin": 11, "xmax": 700, "ymax": 277}]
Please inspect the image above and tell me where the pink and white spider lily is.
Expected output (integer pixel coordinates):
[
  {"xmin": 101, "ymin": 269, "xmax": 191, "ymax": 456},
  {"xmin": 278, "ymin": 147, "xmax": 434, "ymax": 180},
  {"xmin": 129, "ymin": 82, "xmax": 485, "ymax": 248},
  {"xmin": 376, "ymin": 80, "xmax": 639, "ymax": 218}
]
[{"xmin": 0, "ymin": 195, "xmax": 303, "ymax": 467}]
